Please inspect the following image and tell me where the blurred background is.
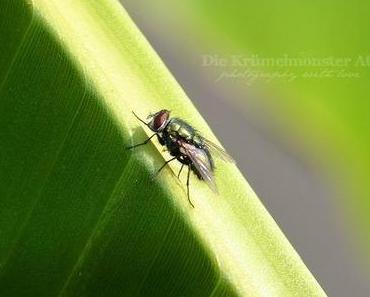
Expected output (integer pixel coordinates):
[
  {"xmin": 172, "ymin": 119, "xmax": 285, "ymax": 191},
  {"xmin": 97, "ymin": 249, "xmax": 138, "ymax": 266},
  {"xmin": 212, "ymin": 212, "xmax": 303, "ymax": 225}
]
[{"xmin": 120, "ymin": 1, "xmax": 370, "ymax": 296}]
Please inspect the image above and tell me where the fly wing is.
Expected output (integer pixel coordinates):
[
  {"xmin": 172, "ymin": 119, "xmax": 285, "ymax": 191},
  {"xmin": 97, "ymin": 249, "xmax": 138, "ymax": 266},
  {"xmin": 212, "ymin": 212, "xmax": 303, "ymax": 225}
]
[
  {"xmin": 180, "ymin": 141, "xmax": 218, "ymax": 193},
  {"xmin": 201, "ymin": 137, "xmax": 235, "ymax": 163}
]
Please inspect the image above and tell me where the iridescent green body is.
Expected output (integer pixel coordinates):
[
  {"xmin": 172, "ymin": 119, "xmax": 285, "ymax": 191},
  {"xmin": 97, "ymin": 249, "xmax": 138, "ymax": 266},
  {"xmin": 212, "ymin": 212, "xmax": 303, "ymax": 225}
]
[
  {"xmin": 159, "ymin": 118, "xmax": 215, "ymax": 178},
  {"xmin": 166, "ymin": 118, "xmax": 202, "ymax": 146}
]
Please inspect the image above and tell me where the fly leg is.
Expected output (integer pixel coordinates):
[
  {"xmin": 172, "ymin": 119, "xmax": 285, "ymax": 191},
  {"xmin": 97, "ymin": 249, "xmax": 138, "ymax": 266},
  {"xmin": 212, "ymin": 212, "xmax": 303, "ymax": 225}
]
[
  {"xmin": 151, "ymin": 156, "xmax": 177, "ymax": 180},
  {"xmin": 127, "ymin": 133, "xmax": 156, "ymax": 150},
  {"xmin": 177, "ymin": 163, "xmax": 184, "ymax": 179},
  {"xmin": 186, "ymin": 166, "xmax": 195, "ymax": 208}
]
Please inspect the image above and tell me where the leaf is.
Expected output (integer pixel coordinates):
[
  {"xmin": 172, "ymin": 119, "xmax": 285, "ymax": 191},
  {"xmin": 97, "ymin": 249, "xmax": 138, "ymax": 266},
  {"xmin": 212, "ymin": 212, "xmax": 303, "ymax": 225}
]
[{"xmin": 0, "ymin": 0, "xmax": 327, "ymax": 296}]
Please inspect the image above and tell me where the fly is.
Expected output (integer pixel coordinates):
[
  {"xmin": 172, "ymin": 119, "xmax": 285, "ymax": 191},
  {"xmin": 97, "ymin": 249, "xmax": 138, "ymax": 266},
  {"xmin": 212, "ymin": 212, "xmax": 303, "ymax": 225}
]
[{"xmin": 127, "ymin": 109, "xmax": 234, "ymax": 207}]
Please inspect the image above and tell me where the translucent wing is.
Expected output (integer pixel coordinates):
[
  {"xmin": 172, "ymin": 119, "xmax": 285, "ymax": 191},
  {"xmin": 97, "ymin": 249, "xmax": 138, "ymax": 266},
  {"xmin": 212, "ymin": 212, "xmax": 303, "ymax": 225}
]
[
  {"xmin": 201, "ymin": 137, "xmax": 235, "ymax": 163},
  {"xmin": 180, "ymin": 141, "xmax": 218, "ymax": 193}
]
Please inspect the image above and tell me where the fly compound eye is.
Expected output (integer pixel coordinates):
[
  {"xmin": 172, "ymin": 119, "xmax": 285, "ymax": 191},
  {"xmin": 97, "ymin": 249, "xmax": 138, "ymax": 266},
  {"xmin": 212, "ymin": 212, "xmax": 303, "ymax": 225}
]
[
  {"xmin": 153, "ymin": 113, "xmax": 165, "ymax": 129},
  {"xmin": 149, "ymin": 109, "xmax": 170, "ymax": 131}
]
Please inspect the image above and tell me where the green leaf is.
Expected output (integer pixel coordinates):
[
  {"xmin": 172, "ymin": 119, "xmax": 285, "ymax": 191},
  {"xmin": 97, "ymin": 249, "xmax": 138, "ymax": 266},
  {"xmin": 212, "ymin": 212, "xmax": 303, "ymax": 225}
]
[{"xmin": 0, "ymin": 1, "xmax": 327, "ymax": 296}]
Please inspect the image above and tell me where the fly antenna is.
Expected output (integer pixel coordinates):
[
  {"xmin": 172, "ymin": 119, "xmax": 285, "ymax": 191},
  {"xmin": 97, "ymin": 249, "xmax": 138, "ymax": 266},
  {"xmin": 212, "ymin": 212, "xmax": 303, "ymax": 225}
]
[{"xmin": 132, "ymin": 111, "xmax": 148, "ymax": 126}]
